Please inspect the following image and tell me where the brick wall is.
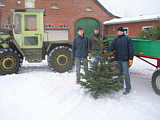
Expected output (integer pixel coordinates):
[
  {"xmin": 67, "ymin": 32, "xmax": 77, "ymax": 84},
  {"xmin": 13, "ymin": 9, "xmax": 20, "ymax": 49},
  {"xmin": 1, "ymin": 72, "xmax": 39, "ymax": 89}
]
[
  {"xmin": 104, "ymin": 20, "xmax": 160, "ymax": 37},
  {"xmin": 0, "ymin": 0, "xmax": 115, "ymax": 40},
  {"xmin": 0, "ymin": 0, "xmax": 25, "ymax": 25}
]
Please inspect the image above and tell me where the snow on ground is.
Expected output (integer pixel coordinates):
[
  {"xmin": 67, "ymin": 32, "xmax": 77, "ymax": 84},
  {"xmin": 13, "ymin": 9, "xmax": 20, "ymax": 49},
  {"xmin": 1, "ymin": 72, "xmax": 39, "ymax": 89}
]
[{"xmin": 0, "ymin": 57, "xmax": 160, "ymax": 120}]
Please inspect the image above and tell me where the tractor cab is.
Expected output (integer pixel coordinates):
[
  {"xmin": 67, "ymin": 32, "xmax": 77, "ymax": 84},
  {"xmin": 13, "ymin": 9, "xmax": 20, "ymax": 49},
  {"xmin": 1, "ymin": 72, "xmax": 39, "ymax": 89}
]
[{"xmin": 12, "ymin": 9, "xmax": 44, "ymax": 62}]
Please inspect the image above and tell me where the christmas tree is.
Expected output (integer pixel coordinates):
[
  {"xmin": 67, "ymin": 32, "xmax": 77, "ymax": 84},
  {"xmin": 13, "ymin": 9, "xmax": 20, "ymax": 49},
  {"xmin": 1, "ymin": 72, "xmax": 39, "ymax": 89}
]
[
  {"xmin": 80, "ymin": 38, "xmax": 123, "ymax": 99},
  {"xmin": 138, "ymin": 26, "xmax": 160, "ymax": 40}
]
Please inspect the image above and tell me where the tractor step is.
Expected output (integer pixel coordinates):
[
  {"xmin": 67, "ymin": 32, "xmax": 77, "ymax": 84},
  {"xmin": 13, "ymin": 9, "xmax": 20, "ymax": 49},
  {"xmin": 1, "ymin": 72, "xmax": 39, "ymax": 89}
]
[{"xmin": 22, "ymin": 49, "xmax": 43, "ymax": 63}]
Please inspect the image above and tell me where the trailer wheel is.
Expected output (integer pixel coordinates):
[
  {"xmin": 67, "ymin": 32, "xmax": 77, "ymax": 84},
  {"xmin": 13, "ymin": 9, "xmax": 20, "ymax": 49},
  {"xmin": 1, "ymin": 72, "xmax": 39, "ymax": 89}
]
[
  {"xmin": 47, "ymin": 46, "xmax": 73, "ymax": 73},
  {"xmin": 152, "ymin": 69, "xmax": 160, "ymax": 95},
  {"xmin": 0, "ymin": 49, "xmax": 20, "ymax": 75}
]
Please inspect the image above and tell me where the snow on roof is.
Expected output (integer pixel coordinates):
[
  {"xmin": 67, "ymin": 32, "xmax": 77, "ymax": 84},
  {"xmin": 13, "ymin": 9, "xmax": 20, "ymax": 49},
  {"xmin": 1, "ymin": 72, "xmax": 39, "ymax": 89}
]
[
  {"xmin": 98, "ymin": 0, "xmax": 160, "ymax": 17},
  {"xmin": 97, "ymin": 0, "xmax": 123, "ymax": 17},
  {"xmin": 104, "ymin": 14, "xmax": 160, "ymax": 25}
]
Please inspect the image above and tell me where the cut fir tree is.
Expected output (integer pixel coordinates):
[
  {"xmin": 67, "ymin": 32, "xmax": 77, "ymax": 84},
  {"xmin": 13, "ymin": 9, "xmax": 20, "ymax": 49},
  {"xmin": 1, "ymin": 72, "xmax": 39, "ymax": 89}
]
[{"xmin": 80, "ymin": 38, "xmax": 123, "ymax": 99}]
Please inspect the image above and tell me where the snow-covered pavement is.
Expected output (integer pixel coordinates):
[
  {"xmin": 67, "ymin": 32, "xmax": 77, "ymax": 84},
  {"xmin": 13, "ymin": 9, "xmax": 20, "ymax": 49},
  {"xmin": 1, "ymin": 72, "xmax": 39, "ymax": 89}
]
[{"xmin": 0, "ymin": 57, "xmax": 160, "ymax": 120}]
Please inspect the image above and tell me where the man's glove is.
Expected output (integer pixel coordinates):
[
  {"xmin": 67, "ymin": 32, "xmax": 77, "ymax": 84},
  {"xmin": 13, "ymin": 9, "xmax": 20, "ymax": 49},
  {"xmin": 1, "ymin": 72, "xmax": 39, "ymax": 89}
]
[{"xmin": 129, "ymin": 60, "xmax": 133, "ymax": 66}]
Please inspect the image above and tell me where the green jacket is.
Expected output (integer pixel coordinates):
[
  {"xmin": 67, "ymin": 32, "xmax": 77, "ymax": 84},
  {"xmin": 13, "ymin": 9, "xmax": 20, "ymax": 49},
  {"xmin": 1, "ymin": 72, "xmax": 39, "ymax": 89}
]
[{"xmin": 88, "ymin": 34, "xmax": 102, "ymax": 52}]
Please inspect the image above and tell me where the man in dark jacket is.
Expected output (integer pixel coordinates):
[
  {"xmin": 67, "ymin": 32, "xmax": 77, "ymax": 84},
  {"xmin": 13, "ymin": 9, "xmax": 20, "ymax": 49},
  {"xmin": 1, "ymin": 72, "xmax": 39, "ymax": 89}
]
[
  {"xmin": 72, "ymin": 27, "xmax": 88, "ymax": 83},
  {"xmin": 108, "ymin": 27, "xmax": 134, "ymax": 95},
  {"xmin": 88, "ymin": 27, "xmax": 103, "ymax": 63}
]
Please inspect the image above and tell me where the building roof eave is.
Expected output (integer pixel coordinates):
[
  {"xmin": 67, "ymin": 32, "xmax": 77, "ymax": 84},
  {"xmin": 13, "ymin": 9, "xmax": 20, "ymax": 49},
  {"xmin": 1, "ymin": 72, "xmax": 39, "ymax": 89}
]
[
  {"xmin": 93, "ymin": 0, "xmax": 120, "ymax": 18},
  {"xmin": 104, "ymin": 17, "xmax": 160, "ymax": 25}
]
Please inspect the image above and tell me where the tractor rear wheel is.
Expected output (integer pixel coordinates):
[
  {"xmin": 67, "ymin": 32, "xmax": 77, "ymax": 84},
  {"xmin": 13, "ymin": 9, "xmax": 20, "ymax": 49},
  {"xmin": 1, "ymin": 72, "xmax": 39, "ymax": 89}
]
[
  {"xmin": 0, "ymin": 49, "xmax": 20, "ymax": 75},
  {"xmin": 152, "ymin": 69, "xmax": 160, "ymax": 95},
  {"xmin": 47, "ymin": 46, "xmax": 73, "ymax": 73}
]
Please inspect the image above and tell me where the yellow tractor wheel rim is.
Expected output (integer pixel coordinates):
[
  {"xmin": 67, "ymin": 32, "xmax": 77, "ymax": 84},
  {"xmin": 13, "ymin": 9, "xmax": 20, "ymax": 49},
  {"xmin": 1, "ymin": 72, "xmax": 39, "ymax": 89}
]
[
  {"xmin": 57, "ymin": 55, "xmax": 69, "ymax": 66},
  {"xmin": 1, "ymin": 56, "xmax": 16, "ymax": 70}
]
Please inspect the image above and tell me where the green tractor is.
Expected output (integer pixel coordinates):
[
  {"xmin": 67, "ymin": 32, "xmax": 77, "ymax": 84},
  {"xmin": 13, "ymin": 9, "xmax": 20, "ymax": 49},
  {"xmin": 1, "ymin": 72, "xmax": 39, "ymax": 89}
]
[{"xmin": 0, "ymin": 9, "xmax": 73, "ymax": 75}]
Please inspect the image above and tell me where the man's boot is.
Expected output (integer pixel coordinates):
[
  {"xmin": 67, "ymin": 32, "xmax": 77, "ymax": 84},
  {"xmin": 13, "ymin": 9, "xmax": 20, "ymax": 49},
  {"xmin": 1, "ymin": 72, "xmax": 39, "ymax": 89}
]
[{"xmin": 123, "ymin": 89, "xmax": 130, "ymax": 95}]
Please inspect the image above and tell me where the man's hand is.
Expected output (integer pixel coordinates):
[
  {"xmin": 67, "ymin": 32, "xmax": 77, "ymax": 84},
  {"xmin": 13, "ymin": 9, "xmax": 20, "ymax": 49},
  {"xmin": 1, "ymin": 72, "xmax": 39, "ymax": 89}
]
[
  {"xmin": 129, "ymin": 60, "xmax": 133, "ymax": 66},
  {"xmin": 88, "ymin": 53, "xmax": 92, "ymax": 59}
]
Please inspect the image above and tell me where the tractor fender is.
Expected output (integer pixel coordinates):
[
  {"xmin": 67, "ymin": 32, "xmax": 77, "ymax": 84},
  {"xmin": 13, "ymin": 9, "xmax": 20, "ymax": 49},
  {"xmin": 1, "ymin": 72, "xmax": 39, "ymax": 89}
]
[{"xmin": 47, "ymin": 43, "xmax": 72, "ymax": 55}]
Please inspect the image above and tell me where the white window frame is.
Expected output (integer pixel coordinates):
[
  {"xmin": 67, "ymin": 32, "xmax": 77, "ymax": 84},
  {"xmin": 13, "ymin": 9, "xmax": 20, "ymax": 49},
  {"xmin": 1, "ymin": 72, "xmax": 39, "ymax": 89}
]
[
  {"xmin": 142, "ymin": 26, "xmax": 153, "ymax": 31},
  {"xmin": 85, "ymin": 7, "xmax": 93, "ymax": 12},
  {"xmin": 25, "ymin": 0, "xmax": 35, "ymax": 8},
  {"xmin": 123, "ymin": 27, "xmax": 128, "ymax": 35}
]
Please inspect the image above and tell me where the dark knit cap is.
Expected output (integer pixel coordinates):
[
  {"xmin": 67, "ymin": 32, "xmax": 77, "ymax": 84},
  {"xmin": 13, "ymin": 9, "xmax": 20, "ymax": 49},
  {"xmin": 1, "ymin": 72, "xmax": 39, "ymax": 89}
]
[
  {"xmin": 77, "ymin": 27, "xmax": 83, "ymax": 31},
  {"xmin": 117, "ymin": 27, "xmax": 124, "ymax": 32},
  {"xmin": 94, "ymin": 27, "xmax": 99, "ymax": 30}
]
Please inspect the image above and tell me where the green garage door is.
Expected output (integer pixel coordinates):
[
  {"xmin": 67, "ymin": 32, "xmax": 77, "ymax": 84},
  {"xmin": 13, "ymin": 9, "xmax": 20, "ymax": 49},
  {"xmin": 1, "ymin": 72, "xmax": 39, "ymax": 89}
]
[{"xmin": 74, "ymin": 18, "xmax": 100, "ymax": 37}]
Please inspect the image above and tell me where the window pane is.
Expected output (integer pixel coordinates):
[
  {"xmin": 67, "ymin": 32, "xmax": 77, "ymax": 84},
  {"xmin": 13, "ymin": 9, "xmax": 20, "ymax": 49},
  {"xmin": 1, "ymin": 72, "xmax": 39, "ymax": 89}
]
[
  {"xmin": 49, "ymin": 30, "xmax": 69, "ymax": 41},
  {"xmin": 142, "ymin": 26, "xmax": 152, "ymax": 31},
  {"xmin": 24, "ymin": 36, "xmax": 38, "ymax": 46},
  {"xmin": 123, "ymin": 28, "xmax": 128, "ymax": 35},
  {"xmin": 14, "ymin": 14, "xmax": 21, "ymax": 34},
  {"xmin": 25, "ymin": 0, "xmax": 35, "ymax": 8},
  {"xmin": 25, "ymin": 15, "xmax": 37, "ymax": 31}
]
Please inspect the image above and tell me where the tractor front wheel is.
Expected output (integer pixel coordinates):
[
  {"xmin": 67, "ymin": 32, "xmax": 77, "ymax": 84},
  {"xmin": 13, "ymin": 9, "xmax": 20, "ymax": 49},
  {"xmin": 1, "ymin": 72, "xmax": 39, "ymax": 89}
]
[
  {"xmin": 47, "ymin": 46, "xmax": 73, "ymax": 73},
  {"xmin": 0, "ymin": 49, "xmax": 20, "ymax": 75},
  {"xmin": 152, "ymin": 69, "xmax": 160, "ymax": 95}
]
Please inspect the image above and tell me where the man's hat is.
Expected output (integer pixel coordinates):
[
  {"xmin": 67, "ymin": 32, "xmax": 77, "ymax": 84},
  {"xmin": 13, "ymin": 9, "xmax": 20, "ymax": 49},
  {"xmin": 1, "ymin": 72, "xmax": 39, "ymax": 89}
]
[
  {"xmin": 77, "ymin": 27, "xmax": 83, "ymax": 31},
  {"xmin": 94, "ymin": 27, "xmax": 99, "ymax": 30},
  {"xmin": 117, "ymin": 27, "xmax": 124, "ymax": 32}
]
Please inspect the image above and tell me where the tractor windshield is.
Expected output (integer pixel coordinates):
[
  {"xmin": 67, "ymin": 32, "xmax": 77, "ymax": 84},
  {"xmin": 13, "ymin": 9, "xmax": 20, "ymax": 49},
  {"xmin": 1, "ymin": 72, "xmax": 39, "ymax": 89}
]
[{"xmin": 24, "ymin": 15, "xmax": 37, "ymax": 31}]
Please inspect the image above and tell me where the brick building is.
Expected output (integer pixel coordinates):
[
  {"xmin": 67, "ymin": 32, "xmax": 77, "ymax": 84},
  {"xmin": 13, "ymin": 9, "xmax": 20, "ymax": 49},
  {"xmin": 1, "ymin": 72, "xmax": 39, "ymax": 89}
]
[
  {"xmin": 104, "ymin": 14, "xmax": 160, "ymax": 37},
  {"xmin": 0, "ymin": 0, "xmax": 118, "ymax": 40}
]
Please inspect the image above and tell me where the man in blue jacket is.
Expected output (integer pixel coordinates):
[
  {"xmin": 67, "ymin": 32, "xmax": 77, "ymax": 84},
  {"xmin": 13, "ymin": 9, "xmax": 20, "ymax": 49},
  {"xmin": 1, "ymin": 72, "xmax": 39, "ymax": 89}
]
[
  {"xmin": 108, "ymin": 27, "xmax": 134, "ymax": 95},
  {"xmin": 72, "ymin": 27, "xmax": 88, "ymax": 83}
]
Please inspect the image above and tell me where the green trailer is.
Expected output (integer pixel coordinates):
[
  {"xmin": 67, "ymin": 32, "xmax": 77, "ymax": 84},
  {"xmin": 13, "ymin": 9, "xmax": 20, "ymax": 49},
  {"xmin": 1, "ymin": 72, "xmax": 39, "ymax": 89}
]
[
  {"xmin": 133, "ymin": 39, "xmax": 160, "ymax": 58},
  {"xmin": 105, "ymin": 35, "xmax": 160, "ymax": 95}
]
